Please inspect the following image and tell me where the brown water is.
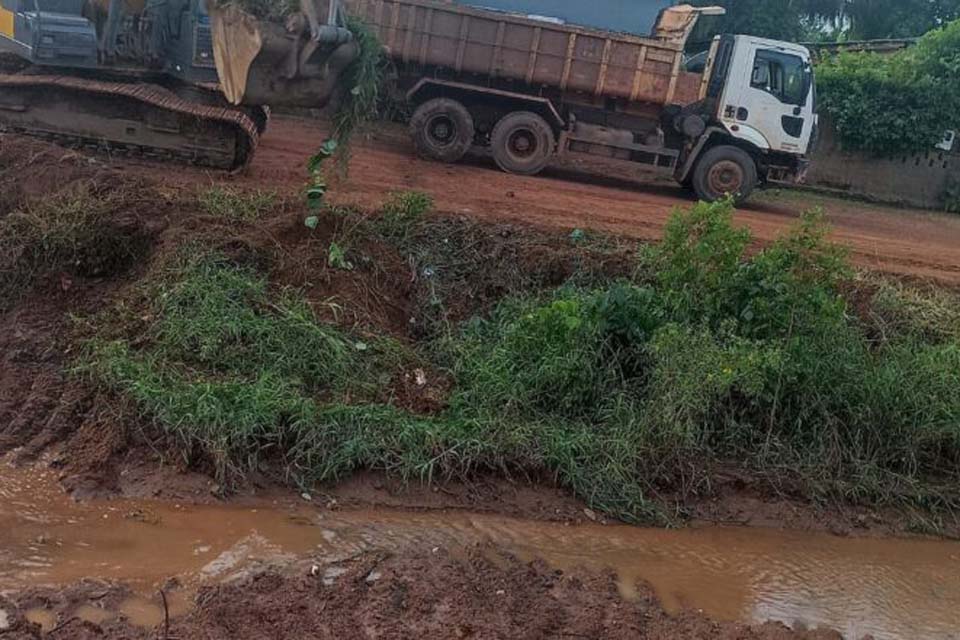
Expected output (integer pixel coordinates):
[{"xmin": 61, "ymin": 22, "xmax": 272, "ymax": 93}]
[{"xmin": 2, "ymin": 464, "xmax": 959, "ymax": 640}]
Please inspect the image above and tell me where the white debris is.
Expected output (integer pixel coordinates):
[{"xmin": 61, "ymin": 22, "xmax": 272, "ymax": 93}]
[{"xmin": 322, "ymin": 566, "xmax": 349, "ymax": 586}]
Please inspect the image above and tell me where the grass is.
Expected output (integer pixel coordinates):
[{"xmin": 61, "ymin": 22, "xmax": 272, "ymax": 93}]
[
  {"xmin": 0, "ymin": 183, "xmax": 149, "ymax": 310},
  {"xmin": 375, "ymin": 191, "xmax": 433, "ymax": 240},
  {"xmin": 77, "ymin": 197, "xmax": 960, "ymax": 523},
  {"xmin": 198, "ymin": 187, "xmax": 277, "ymax": 223}
]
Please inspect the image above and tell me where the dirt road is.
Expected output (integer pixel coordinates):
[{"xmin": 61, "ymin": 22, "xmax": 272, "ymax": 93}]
[{"xmin": 242, "ymin": 117, "xmax": 960, "ymax": 285}]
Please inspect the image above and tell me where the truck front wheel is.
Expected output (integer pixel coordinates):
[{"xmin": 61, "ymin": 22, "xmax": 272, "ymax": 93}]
[
  {"xmin": 691, "ymin": 145, "xmax": 758, "ymax": 203},
  {"xmin": 491, "ymin": 111, "xmax": 555, "ymax": 176},
  {"xmin": 410, "ymin": 98, "xmax": 475, "ymax": 163}
]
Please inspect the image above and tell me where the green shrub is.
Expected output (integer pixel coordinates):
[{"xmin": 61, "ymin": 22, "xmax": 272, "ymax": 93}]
[
  {"xmin": 816, "ymin": 19, "xmax": 960, "ymax": 155},
  {"xmin": 653, "ymin": 199, "xmax": 848, "ymax": 339}
]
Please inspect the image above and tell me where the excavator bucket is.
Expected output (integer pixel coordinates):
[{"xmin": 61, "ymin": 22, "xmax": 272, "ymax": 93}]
[{"xmin": 208, "ymin": 0, "xmax": 358, "ymax": 109}]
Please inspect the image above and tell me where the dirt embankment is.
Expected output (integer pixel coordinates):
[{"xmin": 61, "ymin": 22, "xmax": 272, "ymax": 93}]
[
  {"xmin": 0, "ymin": 132, "xmax": 954, "ymax": 537},
  {"xmin": 239, "ymin": 118, "xmax": 960, "ymax": 287},
  {"xmin": 1, "ymin": 546, "xmax": 845, "ymax": 640},
  {"xmin": 0, "ymin": 131, "xmax": 953, "ymax": 639}
]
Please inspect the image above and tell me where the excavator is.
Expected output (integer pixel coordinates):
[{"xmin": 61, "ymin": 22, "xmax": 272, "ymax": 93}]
[{"xmin": 0, "ymin": 0, "xmax": 358, "ymax": 169}]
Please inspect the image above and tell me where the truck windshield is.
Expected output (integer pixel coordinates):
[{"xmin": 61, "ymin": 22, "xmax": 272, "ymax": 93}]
[{"xmin": 751, "ymin": 49, "xmax": 810, "ymax": 107}]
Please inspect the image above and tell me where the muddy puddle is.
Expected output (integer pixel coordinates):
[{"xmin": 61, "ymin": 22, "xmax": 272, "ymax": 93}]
[{"xmin": 2, "ymin": 463, "xmax": 959, "ymax": 639}]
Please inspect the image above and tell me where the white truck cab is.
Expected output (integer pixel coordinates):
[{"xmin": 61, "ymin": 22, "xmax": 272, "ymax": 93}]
[
  {"xmin": 675, "ymin": 34, "xmax": 817, "ymax": 201},
  {"xmin": 719, "ymin": 36, "xmax": 817, "ymax": 156}
]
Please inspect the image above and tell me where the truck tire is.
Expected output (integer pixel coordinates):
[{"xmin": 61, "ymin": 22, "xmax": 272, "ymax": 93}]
[
  {"xmin": 410, "ymin": 98, "xmax": 475, "ymax": 163},
  {"xmin": 491, "ymin": 111, "xmax": 555, "ymax": 176},
  {"xmin": 691, "ymin": 145, "xmax": 758, "ymax": 203}
]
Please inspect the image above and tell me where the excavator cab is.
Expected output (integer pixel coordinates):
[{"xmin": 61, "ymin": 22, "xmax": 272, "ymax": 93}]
[
  {"xmin": 0, "ymin": 0, "xmax": 100, "ymax": 67},
  {"xmin": 0, "ymin": 0, "xmax": 358, "ymax": 170},
  {"xmin": 0, "ymin": 0, "xmax": 357, "ymax": 110}
]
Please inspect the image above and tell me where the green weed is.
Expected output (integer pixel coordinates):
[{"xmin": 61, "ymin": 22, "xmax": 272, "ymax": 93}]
[{"xmin": 376, "ymin": 191, "xmax": 433, "ymax": 240}]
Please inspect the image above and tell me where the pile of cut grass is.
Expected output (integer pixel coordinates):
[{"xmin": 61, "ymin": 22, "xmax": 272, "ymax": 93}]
[{"xmin": 198, "ymin": 187, "xmax": 277, "ymax": 223}]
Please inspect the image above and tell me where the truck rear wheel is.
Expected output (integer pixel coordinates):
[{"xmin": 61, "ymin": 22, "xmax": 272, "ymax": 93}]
[
  {"xmin": 491, "ymin": 111, "xmax": 555, "ymax": 176},
  {"xmin": 691, "ymin": 145, "xmax": 758, "ymax": 203},
  {"xmin": 410, "ymin": 98, "xmax": 475, "ymax": 163}
]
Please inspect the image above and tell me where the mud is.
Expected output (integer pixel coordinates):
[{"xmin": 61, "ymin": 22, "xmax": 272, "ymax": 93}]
[
  {"xmin": 239, "ymin": 118, "xmax": 960, "ymax": 286},
  {"xmin": 3, "ymin": 464, "xmax": 959, "ymax": 640}
]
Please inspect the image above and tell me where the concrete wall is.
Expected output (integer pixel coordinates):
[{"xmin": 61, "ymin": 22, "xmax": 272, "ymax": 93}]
[{"xmin": 806, "ymin": 119, "xmax": 958, "ymax": 211}]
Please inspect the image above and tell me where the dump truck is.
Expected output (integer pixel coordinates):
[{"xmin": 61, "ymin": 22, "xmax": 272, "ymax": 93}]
[
  {"xmin": 0, "ymin": 0, "xmax": 357, "ymax": 169},
  {"xmin": 348, "ymin": 0, "xmax": 817, "ymax": 202}
]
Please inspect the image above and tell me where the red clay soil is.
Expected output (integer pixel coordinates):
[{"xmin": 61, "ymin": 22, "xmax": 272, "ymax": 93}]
[
  {"xmin": 0, "ymin": 133, "xmax": 953, "ymax": 538},
  {"xmin": 232, "ymin": 117, "xmax": 960, "ymax": 286},
  {"xmin": 1, "ymin": 546, "xmax": 846, "ymax": 640}
]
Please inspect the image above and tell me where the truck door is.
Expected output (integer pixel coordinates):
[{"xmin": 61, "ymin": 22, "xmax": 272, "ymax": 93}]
[{"xmin": 719, "ymin": 38, "xmax": 814, "ymax": 155}]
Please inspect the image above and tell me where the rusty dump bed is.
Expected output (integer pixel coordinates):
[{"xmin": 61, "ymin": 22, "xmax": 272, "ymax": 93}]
[{"xmin": 348, "ymin": 0, "xmax": 703, "ymax": 106}]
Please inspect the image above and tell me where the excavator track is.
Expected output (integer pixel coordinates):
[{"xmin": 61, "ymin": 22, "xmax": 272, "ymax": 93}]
[{"xmin": 0, "ymin": 73, "xmax": 259, "ymax": 170}]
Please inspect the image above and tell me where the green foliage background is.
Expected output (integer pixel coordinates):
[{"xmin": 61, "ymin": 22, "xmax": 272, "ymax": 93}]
[{"xmin": 816, "ymin": 19, "xmax": 960, "ymax": 155}]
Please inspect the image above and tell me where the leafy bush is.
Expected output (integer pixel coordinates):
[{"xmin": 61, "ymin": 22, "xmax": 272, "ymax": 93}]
[
  {"xmin": 654, "ymin": 199, "xmax": 848, "ymax": 339},
  {"xmin": 816, "ymin": 19, "xmax": 960, "ymax": 155}
]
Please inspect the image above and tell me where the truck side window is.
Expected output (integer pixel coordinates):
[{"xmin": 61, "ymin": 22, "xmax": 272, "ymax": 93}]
[{"xmin": 751, "ymin": 49, "xmax": 808, "ymax": 106}]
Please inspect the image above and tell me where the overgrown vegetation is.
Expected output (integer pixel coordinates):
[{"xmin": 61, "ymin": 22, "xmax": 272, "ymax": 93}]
[
  {"xmin": 331, "ymin": 15, "xmax": 386, "ymax": 156},
  {"xmin": 0, "ymin": 184, "xmax": 149, "ymax": 310},
  {"xmin": 78, "ymin": 252, "xmax": 418, "ymax": 484},
  {"xmin": 817, "ymin": 18, "xmax": 960, "ymax": 155},
  {"xmin": 79, "ymin": 197, "xmax": 960, "ymax": 522}
]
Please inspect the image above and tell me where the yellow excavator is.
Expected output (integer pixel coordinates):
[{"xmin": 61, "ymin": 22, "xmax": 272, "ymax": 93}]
[{"xmin": 0, "ymin": 0, "xmax": 358, "ymax": 169}]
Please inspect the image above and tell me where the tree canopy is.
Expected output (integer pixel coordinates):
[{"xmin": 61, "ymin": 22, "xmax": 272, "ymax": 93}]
[{"xmin": 691, "ymin": 0, "xmax": 960, "ymax": 41}]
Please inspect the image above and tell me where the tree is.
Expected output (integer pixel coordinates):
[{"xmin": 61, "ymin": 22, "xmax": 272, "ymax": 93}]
[
  {"xmin": 690, "ymin": 0, "xmax": 808, "ymax": 41},
  {"xmin": 840, "ymin": 0, "xmax": 960, "ymax": 39},
  {"xmin": 692, "ymin": 0, "xmax": 960, "ymax": 41}
]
